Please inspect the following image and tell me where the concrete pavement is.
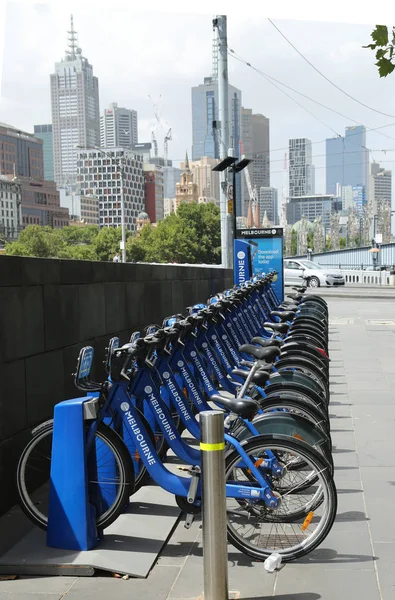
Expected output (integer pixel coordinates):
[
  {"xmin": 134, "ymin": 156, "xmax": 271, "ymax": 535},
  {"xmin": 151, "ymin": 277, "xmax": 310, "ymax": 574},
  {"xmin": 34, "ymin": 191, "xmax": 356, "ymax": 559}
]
[{"xmin": 1, "ymin": 293, "xmax": 395, "ymax": 599}]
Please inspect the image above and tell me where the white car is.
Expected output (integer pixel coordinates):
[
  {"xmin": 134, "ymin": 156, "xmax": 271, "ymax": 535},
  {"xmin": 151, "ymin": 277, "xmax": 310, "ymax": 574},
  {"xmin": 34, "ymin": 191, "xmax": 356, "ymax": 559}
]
[{"xmin": 284, "ymin": 259, "xmax": 345, "ymax": 288}]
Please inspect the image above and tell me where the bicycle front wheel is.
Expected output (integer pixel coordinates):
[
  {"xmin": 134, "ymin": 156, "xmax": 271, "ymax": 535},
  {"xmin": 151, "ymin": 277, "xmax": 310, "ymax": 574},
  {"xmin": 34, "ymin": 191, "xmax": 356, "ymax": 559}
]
[
  {"xmin": 16, "ymin": 421, "xmax": 134, "ymax": 531},
  {"xmin": 225, "ymin": 434, "xmax": 337, "ymax": 562}
]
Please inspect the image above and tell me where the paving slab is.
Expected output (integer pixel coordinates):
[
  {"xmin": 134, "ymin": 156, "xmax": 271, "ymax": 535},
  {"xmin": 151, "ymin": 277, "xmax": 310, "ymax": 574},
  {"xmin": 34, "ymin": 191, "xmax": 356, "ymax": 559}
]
[{"xmin": 0, "ymin": 484, "xmax": 181, "ymax": 578}]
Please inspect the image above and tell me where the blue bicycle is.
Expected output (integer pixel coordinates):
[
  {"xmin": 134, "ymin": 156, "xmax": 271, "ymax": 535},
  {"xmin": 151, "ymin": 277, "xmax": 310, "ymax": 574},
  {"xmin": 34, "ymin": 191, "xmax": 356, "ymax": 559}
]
[{"xmin": 17, "ymin": 338, "xmax": 337, "ymax": 562}]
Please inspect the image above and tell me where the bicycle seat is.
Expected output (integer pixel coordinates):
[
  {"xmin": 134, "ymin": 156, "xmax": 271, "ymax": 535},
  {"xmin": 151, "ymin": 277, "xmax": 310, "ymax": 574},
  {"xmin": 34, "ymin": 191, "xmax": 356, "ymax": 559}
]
[
  {"xmin": 287, "ymin": 293, "xmax": 304, "ymax": 301},
  {"xmin": 209, "ymin": 393, "xmax": 260, "ymax": 420},
  {"xmin": 251, "ymin": 337, "xmax": 283, "ymax": 348},
  {"xmin": 270, "ymin": 310, "xmax": 296, "ymax": 322},
  {"xmin": 292, "ymin": 286, "xmax": 307, "ymax": 293},
  {"xmin": 263, "ymin": 322, "xmax": 290, "ymax": 334},
  {"xmin": 239, "ymin": 344, "xmax": 281, "ymax": 361},
  {"xmin": 232, "ymin": 368, "xmax": 271, "ymax": 386},
  {"xmin": 278, "ymin": 303, "xmax": 299, "ymax": 311}
]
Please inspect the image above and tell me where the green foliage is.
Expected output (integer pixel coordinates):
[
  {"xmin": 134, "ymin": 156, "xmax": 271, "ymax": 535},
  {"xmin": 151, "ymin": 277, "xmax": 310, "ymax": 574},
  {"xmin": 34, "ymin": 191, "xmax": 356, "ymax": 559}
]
[
  {"xmin": 364, "ymin": 25, "xmax": 395, "ymax": 77},
  {"xmin": 339, "ymin": 237, "xmax": 347, "ymax": 249},
  {"xmin": 126, "ymin": 203, "xmax": 221, "ymax": 264},
  {"xmin": 92, "ymin": 226, "xmax": 123, "ymax": 262},
  {"xmin": 291, "ymin": 229, "xmax": 297, "ymax": 256},
  {"xmin": 4, "ymin": 204, "xmax": 221, "ymax": 264}
]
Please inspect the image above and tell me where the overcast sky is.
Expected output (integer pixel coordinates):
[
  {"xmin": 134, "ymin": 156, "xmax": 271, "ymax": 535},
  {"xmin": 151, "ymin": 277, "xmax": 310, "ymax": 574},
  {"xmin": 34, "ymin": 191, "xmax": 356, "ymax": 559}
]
[{"xmin": 2, "ymin": 1, "xmax": 395, "ymax": 212}]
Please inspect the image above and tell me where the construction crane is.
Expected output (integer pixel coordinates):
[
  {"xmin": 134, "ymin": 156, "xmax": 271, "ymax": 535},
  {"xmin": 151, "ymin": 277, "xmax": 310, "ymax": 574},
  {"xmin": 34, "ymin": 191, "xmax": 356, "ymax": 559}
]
[
  {"xmin": 164, "ymin": 128, "xmax": 172, "ymax": 164},
  {"xmin": 151, "ymin": 132, "xmax": 158, "ymax": 158},
  {"xmin": 239, "ymin": 140, "xmax": 258, "ymax": 227}
]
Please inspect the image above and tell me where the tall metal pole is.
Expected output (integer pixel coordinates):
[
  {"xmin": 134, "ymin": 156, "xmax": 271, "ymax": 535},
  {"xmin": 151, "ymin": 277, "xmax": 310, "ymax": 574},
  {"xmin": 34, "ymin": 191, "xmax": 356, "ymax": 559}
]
[
  {"xmin": 232, "ymin": 166, "xmax": 237, "ymax": 242},
  {"xmin": 200, "ymin": 411, "xmax": 228, "ymax": 600},
  {"xmin": 119, "ymin": 158, "xmax": 126, "ymax": 263},
  {"xmin": 214, "ymin": 15, "xmax": 232, "ymax": 270}
]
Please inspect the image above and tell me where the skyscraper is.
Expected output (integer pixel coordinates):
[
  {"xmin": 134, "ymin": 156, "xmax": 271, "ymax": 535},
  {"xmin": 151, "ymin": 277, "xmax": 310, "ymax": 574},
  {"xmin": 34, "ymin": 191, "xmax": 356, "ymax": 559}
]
[
  {"xmin": 241, "ymin": 108, "xmax": 270, "ymax": 215},
  {"xmin": 370, "ymin": 162, "xmax": 392, "ymax": 214},
  {"xmin": 326, "ymin": 125, "xmax": 369, "ymax": 196},
  {"xmin": 100, "ymin": 103, "xmax": 138, "ymax": 149},
  {"xmin": 259, "ymin": 187, "xmax": 278, "ymax": 225},
  {"xmin": 191, "ymin": 76, "xmax": 242, "ymax": 214},
  {"xmin": 33, "ymin": 125, "xmax": 54, "ymax": 181},
  {"xmin": 289, "ymin": 138, "xmax": 315, "ymax": 197},
  {"xmin": 50, "ymin": 15, "xmax": 100, "ymax": 188},
  {"xmin": 76, "ymin": 148, "xmax": 145, "ymax": 232}
]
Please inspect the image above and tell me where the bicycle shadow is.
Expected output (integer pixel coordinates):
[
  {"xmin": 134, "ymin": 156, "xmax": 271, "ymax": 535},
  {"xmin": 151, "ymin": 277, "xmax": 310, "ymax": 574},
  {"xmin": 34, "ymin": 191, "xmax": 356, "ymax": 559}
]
[{"xmin": 297, "ymin": 548, "xmax": 377, "ymax": 565}]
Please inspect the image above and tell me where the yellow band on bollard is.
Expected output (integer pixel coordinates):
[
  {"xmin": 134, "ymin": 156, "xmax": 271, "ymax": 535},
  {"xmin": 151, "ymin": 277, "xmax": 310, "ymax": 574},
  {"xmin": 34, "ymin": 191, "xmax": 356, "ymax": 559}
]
[{"xmin": 200, "ymin": 442, "xmax": 225, "ymax": 452}]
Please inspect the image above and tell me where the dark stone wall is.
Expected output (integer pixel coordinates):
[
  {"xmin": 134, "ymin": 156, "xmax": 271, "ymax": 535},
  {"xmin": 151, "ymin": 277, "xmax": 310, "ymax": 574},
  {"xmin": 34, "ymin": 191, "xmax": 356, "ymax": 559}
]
[{"xmin": 0, "ymin": 256, "xmax": 232, "ymax": 515}]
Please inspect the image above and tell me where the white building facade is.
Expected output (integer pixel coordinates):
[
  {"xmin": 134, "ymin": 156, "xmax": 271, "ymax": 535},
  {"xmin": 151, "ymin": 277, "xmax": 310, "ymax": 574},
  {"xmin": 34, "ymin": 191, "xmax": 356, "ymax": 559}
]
[
  {"xmin": 0, "ymin": 176, "xmax": 21, "ymax": 240},
  {"xmin": 76, "ymin": 148, "xmax": 145, "ymax": 232},
  {"xmin": 100, "ymin": 103, "xmax": 138, "ymax": 149},
  {"xmin": 289, "ymin": 138, "xmax": 315, "ymax": 198}
]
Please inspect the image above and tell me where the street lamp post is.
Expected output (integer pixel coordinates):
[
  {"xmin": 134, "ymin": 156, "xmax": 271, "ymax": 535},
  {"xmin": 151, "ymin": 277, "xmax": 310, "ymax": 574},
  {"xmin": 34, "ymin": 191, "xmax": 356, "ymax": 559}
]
[
  {"xmin": 212, "ymin": 156, "xmax": 252, "ymax": 251},
  {"xmin": 75, "ymin": 144, "xmax": 127, "ymax": 263}
]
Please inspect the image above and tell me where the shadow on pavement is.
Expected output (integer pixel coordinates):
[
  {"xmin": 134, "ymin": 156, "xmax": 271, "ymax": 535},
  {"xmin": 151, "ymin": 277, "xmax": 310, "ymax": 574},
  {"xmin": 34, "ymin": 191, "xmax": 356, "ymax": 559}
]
[
  {"xmin": 241, "ymin": 595, "xmax": 320, "ymax": 600},
  {"xmin": 336, "ymin": 510, "xmax": 368, "ymax": 522},
  {"xmin": 128, "ymin": 502, "xmax": 180, "ymax": 517},
  {"xmin": 297, "ymin": 548, "xmax": 377, "ymax": 564}
]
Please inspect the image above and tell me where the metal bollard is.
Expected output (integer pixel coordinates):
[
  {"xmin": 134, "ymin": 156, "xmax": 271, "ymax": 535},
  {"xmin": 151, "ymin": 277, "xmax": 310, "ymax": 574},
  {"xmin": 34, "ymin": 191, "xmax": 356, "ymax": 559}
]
[{"xmin": 200, "ymin": 410, "xmax": 229, "ymax": 600}]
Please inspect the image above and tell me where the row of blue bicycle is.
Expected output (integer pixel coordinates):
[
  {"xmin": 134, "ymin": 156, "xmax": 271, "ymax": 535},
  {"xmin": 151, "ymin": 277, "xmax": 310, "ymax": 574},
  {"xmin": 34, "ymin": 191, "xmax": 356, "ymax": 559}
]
[{"xmin": 16, "ymin": 271, "xmax": 336, "ymax": 562}]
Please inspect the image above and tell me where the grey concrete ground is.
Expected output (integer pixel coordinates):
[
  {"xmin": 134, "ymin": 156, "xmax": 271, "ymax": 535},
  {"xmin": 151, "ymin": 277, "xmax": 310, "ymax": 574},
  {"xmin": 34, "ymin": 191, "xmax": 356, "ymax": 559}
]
[{"xmin": 1, "ymin": 294, "xmax": 395, "ymax": 599}]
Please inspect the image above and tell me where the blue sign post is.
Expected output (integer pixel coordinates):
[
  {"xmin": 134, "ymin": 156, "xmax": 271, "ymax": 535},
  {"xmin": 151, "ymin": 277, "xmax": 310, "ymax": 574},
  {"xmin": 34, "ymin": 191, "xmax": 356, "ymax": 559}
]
[{"xmin": 234, "ymin": 227, "xmax": 284, "ymax": 302}]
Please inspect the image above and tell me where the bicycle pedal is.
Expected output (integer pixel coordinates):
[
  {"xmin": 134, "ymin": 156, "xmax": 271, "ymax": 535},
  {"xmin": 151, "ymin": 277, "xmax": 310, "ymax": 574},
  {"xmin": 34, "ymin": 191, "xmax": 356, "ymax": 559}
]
[
  {"xmin": 178, "ymin": 466, "xmax": 201, "ymax": 474},
  {"xmin": 184, "ymin": 513, "xmax": 195, "ymax": 529}
]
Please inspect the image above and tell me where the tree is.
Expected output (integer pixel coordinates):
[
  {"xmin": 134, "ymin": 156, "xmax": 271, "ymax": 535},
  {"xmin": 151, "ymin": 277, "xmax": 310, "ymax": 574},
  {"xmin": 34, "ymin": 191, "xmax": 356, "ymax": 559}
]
[
  {"xmin": 291, "ymin": 229, "xmax": 297, "ymax": 255},
  {"xmin": 339, "ymin": 237, "xmax": 347, "ymax": 249},
  {"xmin": 5, "ymin": 225, "xmax": 67, "ymax": 258},
  {"xmin": 4, "ymin": 202, "xmax": 221, "ymax": 264},
  {"xmin": 364, "ymin": 25, "xmax": 395, "ymax": 77},
  {"xmin": 125, "ymin": 202, "xmax": 221, "ymax": 264},
  {"xmin": 93, "ymin": 226, "xmax": 123, "ymax": 261}
]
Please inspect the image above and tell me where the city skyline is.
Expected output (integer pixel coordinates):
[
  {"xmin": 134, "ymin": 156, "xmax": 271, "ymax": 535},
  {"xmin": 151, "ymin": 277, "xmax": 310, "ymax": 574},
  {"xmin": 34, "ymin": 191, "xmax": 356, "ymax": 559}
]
[{"xmin": 2, "ymin": 8, "xmax": 395, "ymax": 229}]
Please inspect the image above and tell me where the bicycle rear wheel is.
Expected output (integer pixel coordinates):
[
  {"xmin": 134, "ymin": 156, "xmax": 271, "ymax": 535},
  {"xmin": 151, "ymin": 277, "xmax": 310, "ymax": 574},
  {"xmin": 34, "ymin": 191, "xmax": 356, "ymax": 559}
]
[
  {"xmin": 225, "ymin": 434, "xmax": 337, "ymax": 561},
  {"xmin": 16, "ymin": 421, "xmax": 134, "ymax": 531}
]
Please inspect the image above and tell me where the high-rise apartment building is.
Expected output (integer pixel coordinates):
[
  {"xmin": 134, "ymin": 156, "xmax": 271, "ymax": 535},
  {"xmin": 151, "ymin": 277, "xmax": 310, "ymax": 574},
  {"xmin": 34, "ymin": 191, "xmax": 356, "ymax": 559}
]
[
  {"xmin": 163, "ymin": 166, "xmax": 182, "ymax": 200},
  {"xmin": 0, "ymin": 123, "xmax": 68, "ymax": 229},
  {"xmin": 289, "ymin": 138, "xmax": 315, "ymax": 197},
  {"xmin": 76, "ymin": 148, "xmax": 145, "ymax": 232},
  {"xmin": 326, "ymin": 125, "xmax": 369, "ymax": 196},
  {"xmin": 50, "ymin": 16, "xmax": 100, "ymax": 187},
  {"xmin": 0, "ymin": 176, "xmax": 21, "ymax": 240},
  {"xmin": 241, "ymin": 109, "xmax": 270, "ymax": 215},
  {"xmin": 33, "ymin": 125, "xmax": 54, "ymax": 181},
  {"xmin": 0, "ymin": 123, "xmax": 44, "ymax": 179},
  {"xmin": 259, "ymin": 187, "xmax": 278, "ymax": 225},
  {"xmin": 370, "ymin": 162, "xmax": 392, "ymax": 214},
  {"xmin": 144, "ymin": 163, "xmax": 164, "ymax": 223},
  {"xmin": 18, "ymin": 177, "xmax": 69, "ymax": 228},
  {"xmin": 287, "ymin": 194, "xmax": 337, "ymax": 228},
  {"xmin": 59, "ymin": 189, "xmax": 99, "ymax": 225},
  {"xmin": 183, "ymin": 156, "xmax": 220, "ymax": 205},
  {"xmin": 191, "ymin": 76, "xmax": 242, "ymax": 213},
  {"xmin": 100, "ymin": 103, "xmax": 138, "ymax": 149}
]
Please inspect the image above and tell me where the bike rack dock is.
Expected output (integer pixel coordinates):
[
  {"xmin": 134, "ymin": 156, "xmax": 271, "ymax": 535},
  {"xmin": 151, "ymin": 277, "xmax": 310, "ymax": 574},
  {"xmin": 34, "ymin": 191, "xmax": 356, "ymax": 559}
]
[{"xmin": 0, "ymin": 483, "xmax": 181, "ymax": 578}]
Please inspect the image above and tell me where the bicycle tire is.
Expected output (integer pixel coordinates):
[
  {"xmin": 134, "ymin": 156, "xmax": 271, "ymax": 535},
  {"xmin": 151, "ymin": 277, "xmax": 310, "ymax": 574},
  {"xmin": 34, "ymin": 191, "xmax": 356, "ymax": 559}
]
[
  {"xmin": 225, "ymin": 434, "xmax": 337, "ymax": 561},
  {"xmin": 256, "ymin": 396, "xmax": 330, "ymax": 436},
  {"xmin": 16, "ymin": 422, "xmax": 134, "ymax": 531}
]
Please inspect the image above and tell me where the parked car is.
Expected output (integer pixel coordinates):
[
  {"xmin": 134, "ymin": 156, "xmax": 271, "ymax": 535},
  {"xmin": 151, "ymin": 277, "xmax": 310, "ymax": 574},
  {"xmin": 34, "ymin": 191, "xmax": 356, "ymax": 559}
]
[{"xmin": 284, "ymin": 259, "xmax": 345, "ymax": 288}]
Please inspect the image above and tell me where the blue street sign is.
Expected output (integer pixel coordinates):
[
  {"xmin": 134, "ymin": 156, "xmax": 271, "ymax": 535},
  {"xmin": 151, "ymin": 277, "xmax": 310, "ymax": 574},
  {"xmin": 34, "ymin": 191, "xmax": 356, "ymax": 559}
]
[{"xmin": 235, "ymin": 228, "xmax": 284, "ymax": 301}]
